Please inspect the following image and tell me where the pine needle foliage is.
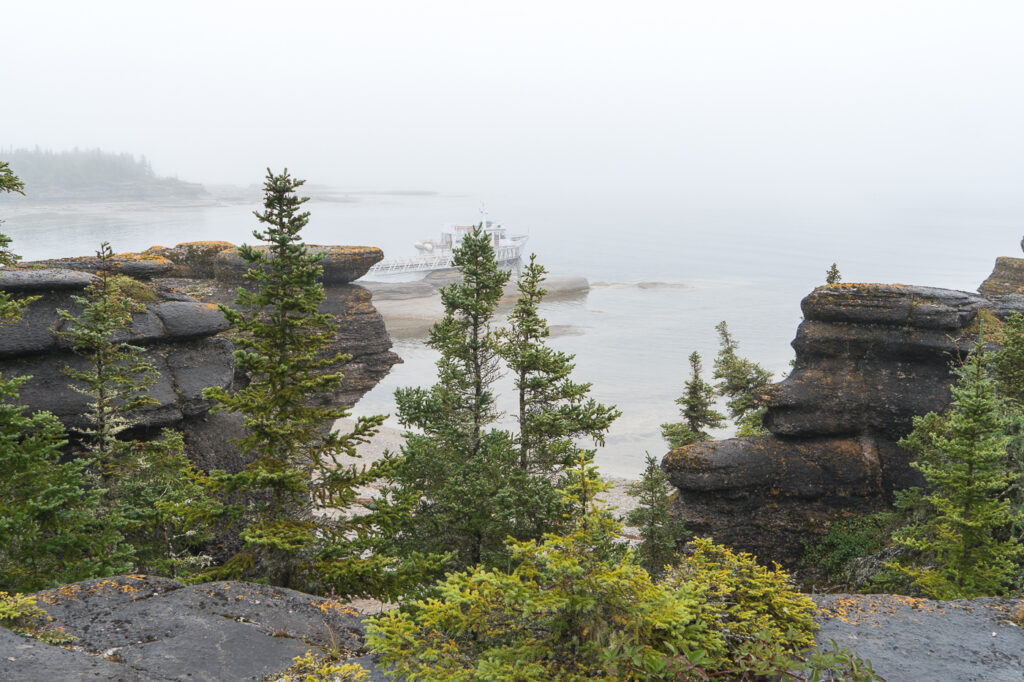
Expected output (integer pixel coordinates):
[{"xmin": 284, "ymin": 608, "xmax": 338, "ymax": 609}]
[
  {"xmin": 826, "ymin": 262, "xmax": 841, "ymax": 285},
  {"xmin": 0, "ymin": 161, "xmax": 30, "ymax": 322},
  {"xmin": 0, "ymin": 161, "xmax": 25, "ymax": 197},
  {"xmin": 661, "ymin": 351, "xmax": 725, "ymax": 449},
  {"xmin": 387, "ymin": 225, "xmax": 515, "ymax": 569},
  {"xmin": 58, "ymin": 244, "xmax": 160, "ymax": 473},
  {"xmin": 0, "ymin": 222, "xmax": 121, "ymax": 591},
  {"xmin": 203, "ymin": 169, "xmax": 418, "ymax": 598},
  {"xmin": 712, "ymin": 321, "xmax": 772, "ymax": 437},
  {"xmin": 368, "ymin": 462, "xmax": 875, "ymax": 681},
  {"xmin": 627, "ymin": 454, "xmax": 685, "ymax": 580},
  {"xmin": 499, "ymin": 254, "xmax": 620, "ymax": 537},
  {"xmin": 0, "ymin": 373, "xmax": 125, "ymax": 592},
  {"xmin": 991, "ymin": 312, "xmax": 1024, "ymax": 552},
  {"xmin": 887, "ymin": 350, "xmax": 1024, "ymax": 599},
  {"xmin": 57, "ymin": 243, "xmax": 218, "ymax": 578}
]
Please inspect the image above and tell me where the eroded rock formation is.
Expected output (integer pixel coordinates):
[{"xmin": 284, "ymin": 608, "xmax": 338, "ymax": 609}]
[
  {"xmin": 6, "ymin": 242, "xmax": 399, "ymax": 471},
  {"xmin": 663, "ymin": 283, "xmax": 1020, "ymax": 565}
]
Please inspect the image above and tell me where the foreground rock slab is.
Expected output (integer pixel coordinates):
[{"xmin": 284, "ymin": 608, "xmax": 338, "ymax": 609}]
[
  {"xmin": 814, "ymin": 594, "xmax": 1024, "ymax": 682},
  {"xmin": 0, "ymin": 575, "xmax": 378, "ymax": 682}
]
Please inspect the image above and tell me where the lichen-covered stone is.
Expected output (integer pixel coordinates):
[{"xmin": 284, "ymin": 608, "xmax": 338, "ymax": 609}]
[
  {"xmin": 21, "ymin": 574, "xmax": 372, "ymax": 682},
  {"xmin": 24, "ymin": 253, "xmax": 175, "ymax": 279},
  {"xmin": 979, "ymin": 256, "xmax": 1024, "ymax": 296},
  {"xmin": 213, "ymin": 244, "xmax": 383, "ymax": 283},
  {"xmin": 143, "ymin": 241, "xmax": 237, "ymax": 278}
]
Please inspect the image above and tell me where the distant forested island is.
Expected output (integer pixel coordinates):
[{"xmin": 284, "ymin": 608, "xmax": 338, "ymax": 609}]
[{"xmin": 0, "ymin": 147, "xmax": 208, "ymax": 202}]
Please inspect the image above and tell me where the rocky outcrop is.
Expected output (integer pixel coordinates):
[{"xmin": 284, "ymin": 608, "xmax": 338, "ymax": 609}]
[
  {"xmin": 664, "ymin": 283, "xmax": 1019, "ymax": 565},
  {"xmin": 0, "ymin": 268, "xmax": 233, "ymax": 434},
  {"xmin": 0, "ymin": 574, "xmax": 387, "ymax": 681},
  {"xmin": 980, "ymin": 256, "xmax": 1024, "ymax": 296},
  {"xmin": 8, "ymin": 243, "xmax": 399, "ymax": 469}
]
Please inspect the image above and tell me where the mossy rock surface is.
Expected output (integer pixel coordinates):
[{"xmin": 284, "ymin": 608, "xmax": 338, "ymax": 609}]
[{"xmin": 214, "ymin": 244, "xmax": 383, "ymax": 283}]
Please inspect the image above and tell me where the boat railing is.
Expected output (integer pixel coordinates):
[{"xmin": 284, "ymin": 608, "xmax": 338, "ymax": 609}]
[{"xmin": 368, "ymin": 243, "xmax": 525, "ymax": 275}]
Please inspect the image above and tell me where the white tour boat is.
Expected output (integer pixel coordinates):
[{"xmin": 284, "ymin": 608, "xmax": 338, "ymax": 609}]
[{"xmin": 367, "ymin": 221, "xmax": 528, "ymax": 277}]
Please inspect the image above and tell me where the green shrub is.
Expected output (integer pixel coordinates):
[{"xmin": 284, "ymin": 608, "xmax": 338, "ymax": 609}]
[
  {"xmin": 0, "ymin": 592, "xmax": 74, "ymax": 645},
  {"xmin": 367, "ymin": 516, "xmax": 876, "ymax": 680},
  {"xmin": 803, "ymin": 512, "xmax": 898, "ymax": 582},
  {"xmin": 272, "ymin": 650, "xmax": 369, "ymax": 682}
]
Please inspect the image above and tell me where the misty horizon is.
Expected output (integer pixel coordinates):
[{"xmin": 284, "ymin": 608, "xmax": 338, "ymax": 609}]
[{"xmin": 5, "ymin": 1, "xmax": 1024, "ymax": 223}]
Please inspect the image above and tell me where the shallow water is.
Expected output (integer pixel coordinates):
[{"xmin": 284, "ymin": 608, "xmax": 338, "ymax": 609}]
[{"xmin": 2, "ymin": 192, "xmax": 1019, "ymax": 478}]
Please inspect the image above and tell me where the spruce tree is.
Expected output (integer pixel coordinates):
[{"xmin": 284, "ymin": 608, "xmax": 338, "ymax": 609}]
[
  {"xmin": 499, "ymin": 254, "xmax": 620, "ymax": 537},
  {"xmin": 627, "ymin": 454, "xmax": 685, "ymax": 580},
  {"xmin": 387, "ymin": 225, "xmax": 518, "ymax": 568},
  {"xmin": 57, "ymin": 244, "xmax": 218, "ymax": 577},
  {"xmin": 826, "ymin": 263, "xmax": 841, "ymax": 285},
  {"xmin": 661, "ymin": 350, "xmax": 725, "ymax": 449},
  {"xmin": 712, "ymin": 321, "xmax": 772, "ymax": 437},
  {"xmin": 888, "ymin": 350, "xmax": 1023, "ymax": 598},
  {"xmin": 991, "ymin": 312, "xmax": 1024, "ymax": 550},
  {"xmin": 204, "ymin": 170, "xmax": 416, "ymax": 598},
  {"xmin": 0, "ymin": 375, "xmax": 125, "ymax": 592},
  {"xmin": 0, "ymin": 200, "xmax": 121, "ymax": 590},
  {"xmin": 0, "ymin": 161, "xmax": 29, "ymax": 322}
]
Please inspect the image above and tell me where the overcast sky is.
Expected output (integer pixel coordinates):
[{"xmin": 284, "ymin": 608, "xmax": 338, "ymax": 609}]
[{"xmin": 5, "ymin": 1, "xmax": 1024, "ymax": 211}]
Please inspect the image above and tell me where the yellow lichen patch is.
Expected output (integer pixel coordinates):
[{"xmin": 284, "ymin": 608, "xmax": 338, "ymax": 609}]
[
  {"xmin": 176, "ymin": 241, "xmax": 236, "ymax": 249},
  {"xmin": 315, "ymin": 598, "xmax": 359, "ymax": 617},
  {"xmin": 817, "ymin": 594, "xmax": 947, "ymax": 626},
  {"xmin": 112, "ymin": 251, "xmax": 174, "ymax": 264}
]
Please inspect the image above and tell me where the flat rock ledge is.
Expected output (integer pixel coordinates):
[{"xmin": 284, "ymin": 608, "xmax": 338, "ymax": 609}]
[
  {"xmin": 0, "ymin": 575, "xmax": 388, "ymax": 682},
  {"xmin": 23, "ymin": 242, "xmax": 385, "ymax": 285}
]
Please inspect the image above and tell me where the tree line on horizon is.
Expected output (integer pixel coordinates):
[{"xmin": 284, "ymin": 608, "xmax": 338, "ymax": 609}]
[{"xmin": 0, "ymin": 148, "xmax": 203, "ymax": 200}]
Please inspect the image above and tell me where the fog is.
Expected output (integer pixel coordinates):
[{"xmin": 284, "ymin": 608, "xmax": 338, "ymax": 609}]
[{"xmin": 5, "ymin": 1, "xmax": 1024, "ymax": 218}]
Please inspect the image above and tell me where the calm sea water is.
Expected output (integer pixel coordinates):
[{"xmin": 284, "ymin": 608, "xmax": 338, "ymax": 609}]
[{"xmin": 2, "ymin": 193, "xmax": 1019, "ymax": 478}]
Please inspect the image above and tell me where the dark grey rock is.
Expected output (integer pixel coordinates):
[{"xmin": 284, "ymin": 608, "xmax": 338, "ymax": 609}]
[
  {"xmin": 31, "ymin": 575, "xmax": 367, "ymax": 682},
  {"xmin": 665, "ymin": 436, "xmax": 922, "ymax": 564},
  {"xmin": 153, "ymin": 301, "xmax": 229, "ymax": 338},
  {"xmin": 164, "ymin": 338, "xmax": 235, "ymax": 416},
  {"xmin": 6, "ymin": 337, "xmax": 234, "ymax": 433},
  {"xmin": 0, "ymin": 267, "xmax": 96, "ymax": 292},
  {"xmin": 663, "ymin": 282, "xmax": 1024, "ymax": 566},
  {"xmin": 0, "ymin": 627, "xmax": 152, "ymax": 681},
  {"xmin": 801, "ymin": 284, "xmax": 986, "ymax": 330},
  {"xmin": 814, "ymin": 594, "xmax": 1024, "ymax": 682},
  {"xmin": 0, "ymin": 296, "xmax": 70, "ymax": 358}
]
